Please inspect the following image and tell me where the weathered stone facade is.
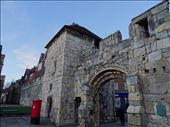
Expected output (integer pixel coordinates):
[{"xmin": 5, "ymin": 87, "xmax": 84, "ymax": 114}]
[
  {"xmin": 20, "ymin": 1, "xmax": 170, "ymax": 127},
  {"xmin": 20, "ymin": 77, "xmax": 43, "ymax": 106},
  {"xmin": 20, "ymin": 53, "xmax": 45, "ymax": 106}
]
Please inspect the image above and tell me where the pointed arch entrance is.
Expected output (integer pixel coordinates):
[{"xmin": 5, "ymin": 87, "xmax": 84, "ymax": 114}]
[{"xmin": 89, "ymin": 67, "xmax": 128, "ymax": 126}]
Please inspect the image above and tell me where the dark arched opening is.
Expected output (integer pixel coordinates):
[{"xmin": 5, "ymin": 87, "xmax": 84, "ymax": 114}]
[
  {"xmin": 90, "ymin": 68, "xmax": 129, "ymax": 126},
  {"xmin": 47, "ymin": 96, "xmax": 52, "ymax": 118},
  {"xmin": 74, "ymin": 97, "xmax": 81, "ymax": 124}
]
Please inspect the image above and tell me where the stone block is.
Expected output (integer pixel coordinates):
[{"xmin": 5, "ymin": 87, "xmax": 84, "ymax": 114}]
[
  {"xmin": 127, "ymin": 75, "xmax": 138, "ymax": 85},
  {"xmin": 152, "ymin": 74, "xmax": 169, "ymax": 83},
  {"xmin": 162, "ymin": 47, "xmax": 170, "ymax": 58},
  {"xmin": 129, "ymin": 57, "xmax": 141, "ymax": 66},
  {"xmin": 151, "ymin": 1, "xmax": 168, "ymax": 15},
  {"xmin": 157, "ymin": 37, "xmax": 170, "ymax": 50},
  {"xmin": 146, "ymin": 41, "xmax": 157, "ymax": 54},
  {"xmin": 155, "ymin": 21, "xmax": 170, "ymax": 33},
  {"xmin": 119, "ymin": 47, "xmax": 129, "ymax": 54},
  {"xmin": 134, "ymin": 46, "xmax": 146, "ymax": 57},
  {"xmin": 129, "ymin": 93, "xmax": 143, "ymax": 101},
  {"xmin": 150, "ymin": 115, "xmax": 168, "ymax": 125},
  {"xmin": 104, "ymin": 47, "xmax": 111, "ymax": 52},
  {"xmin": 148, "ymin": 51, "xmax": 162, "ymax": 62},
  {"xmin": 149, "ymin": 82, "xmax": 169, "ymax": 94},
  {"xmin": 134, "ymin": 40, "xmax": 144, "ymax": 49},
  {"xmin": 144, "ymin": 94, "xmax": 170, "ymax": 102},
  {"xmin": 128, "ymin": 66, "xmax": 138, "ymax": 76},
  {"xmin": 156, "ymin": 9, "xmax": 169, "ymax": 21},
  {"xmin": 129, "ymin": 84, "xmax": 142, "ymax": 93},
  {"xmin": 156, "ymin": 59, "xmax": 169, "ymax": 67},
  {"xmin": 128, "ymin": 114, "xmax": 143, "ymax": 126},
  {"xmin": 127, "ymin": 105, "xmax": 144, "ymax": 114},
  {"xmin": 156, "ymin": 30, "xmax": 168, "ymax": 40},
  {"xmin": 129, "ymin": 100, "xmax": 143, "ymax": 106},
  {"xmin": 165, "ymin": 13, "xmax": 170, "ymax": 22},
  {"xmin": 128, "ymin": 85, "xmax": 135, "ymax": 93},
  {"xmin": 145, "ymin": 101, "xmax": 154, "ymax": 114}
]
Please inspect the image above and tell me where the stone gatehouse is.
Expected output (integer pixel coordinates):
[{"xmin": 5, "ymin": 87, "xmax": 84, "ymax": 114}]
[{"xmin": 20, "ymin": 1, "xmax": 170, "ymax": 127}]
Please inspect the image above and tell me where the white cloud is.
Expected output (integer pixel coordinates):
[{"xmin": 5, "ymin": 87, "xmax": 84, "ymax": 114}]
[{"xmin": 13, "ymin": 45, "xmax": 39, "ymax": 69}]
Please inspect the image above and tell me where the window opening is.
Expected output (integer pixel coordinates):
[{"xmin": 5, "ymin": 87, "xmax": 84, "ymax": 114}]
[
  {"xmin": 153, "ymin": 68, "xmax": 156, "ymax": 73},
  {"xmin": 162, "ymin": 66, "xmax": 166, "ymax": 72},
  {"xmin": 136, "ymin": 17, "xmax": 150, "ymax": 38}
]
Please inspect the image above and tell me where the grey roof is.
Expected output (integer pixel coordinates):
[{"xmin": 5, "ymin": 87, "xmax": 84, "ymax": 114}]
[{"xmin": 45, "ymin": 23, "xmax": 102, "ymax": 48}]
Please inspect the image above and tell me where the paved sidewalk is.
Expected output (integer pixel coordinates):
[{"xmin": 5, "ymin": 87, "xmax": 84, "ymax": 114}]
[
  {"xmin": 99, "ymin": 122, "xmax": 128, "ymax": 127},
  {"xmin": 0, "ymin": 116, "xmax": 128, "ymax": 127},
  {"xmin": 0, "ymin": 116, "xmax": 55, "ymax": 127}
]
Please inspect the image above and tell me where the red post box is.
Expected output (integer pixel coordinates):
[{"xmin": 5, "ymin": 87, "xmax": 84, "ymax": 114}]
[{"xmin": 30, "ymin": 99, "xmax": 42, "ymax": 124}]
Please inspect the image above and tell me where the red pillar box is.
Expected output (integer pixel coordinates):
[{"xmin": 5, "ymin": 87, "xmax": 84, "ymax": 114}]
[{"xmin": 30, "ymin": 99, "xmax": 42, "ymax": 124}]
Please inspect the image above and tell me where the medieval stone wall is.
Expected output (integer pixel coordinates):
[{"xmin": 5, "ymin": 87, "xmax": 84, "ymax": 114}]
[
  {"xmin": 41, "ymin": 30, "xmax": 98, "ymax": 126},
  {"xmin": 20, "ymin": 1, "xmax": 170, "ymax": 127},
  {"xmin": 59, "ymin": 31, "xmax": 96, "ymax": 125},
  {"xmin": 41, "ymin": 32, "xmax": 66, "ymax": 124},
  {"xmin": 75, "ymin": 1, "xmax": 170, "ymax": 127},
  {"xmin": 20, "ymin": 77, "xmax": 42, "ymax": 106},
  {"xmin": 127, "ymin": 1, "xmax": 170, "ymax": 126},
  {"xmin": 74, "ymin": 31, "xmax": 130, "ymax": 101},
  {"xmin": 74, "ymin": 30, "xmax": 131, "ymax": 127}
]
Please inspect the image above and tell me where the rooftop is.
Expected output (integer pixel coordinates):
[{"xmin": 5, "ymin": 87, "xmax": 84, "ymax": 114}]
[{"xmin": 45, "ymin": 23, "xmax": 102, "ymax": 48}]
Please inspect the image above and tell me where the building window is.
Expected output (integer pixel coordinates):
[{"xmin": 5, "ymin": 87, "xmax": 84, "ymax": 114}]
[
  {"xmin": 94, "ymin": 41, "xmax": 99, "ymax": 49},
  {"xmin": 49, "ymin": 84, "xmax": 52, "ymax": 91},
  {"xmin": 162, "ymin": 66, "xmax": 166, "ymax": 72},
  {"xmin": 136, "ymin": 17, "xmax": 150, "ymax": 38},
  {"xmin": 144, "ymin": 69, "xmax": 149, "ymax": 74},
  {"xmin": 52, "ymin": 60, "xmax": 57, "ymax": 74},
  {"xmin": 153, "ymin": 68, "xmax": 156, "ymax": 73}
]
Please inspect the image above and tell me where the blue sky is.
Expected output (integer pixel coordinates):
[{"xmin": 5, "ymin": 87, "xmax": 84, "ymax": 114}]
[{"xmin": 1, "ymin": 1, "xmax": 161, "ymax": 86}]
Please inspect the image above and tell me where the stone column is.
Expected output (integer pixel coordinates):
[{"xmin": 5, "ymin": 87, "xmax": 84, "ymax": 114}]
[
  {"xmin": 78, "ymin": 83, "xmax": 92, "ymax": 127},
  {"xmin": 127, "ymin": 73, "xmax": 146, "ymax": 127}
]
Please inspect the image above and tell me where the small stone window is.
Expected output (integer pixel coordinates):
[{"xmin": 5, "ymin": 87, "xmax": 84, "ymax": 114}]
[
  {"xmin": 144, "ymin": 69, "xmax": 149, "ymax": 74},
  {"xmin": 54, "ymin": 60, "xmax": 57, "ymax": 71},
  {"xmin": 153, "ymin": 68, "xmax": 156, "ymax": 73},
  {"xmin": 142, "ymin": 55, "xmax": 146, "ymax": 61},
  {"xmin": 49, "ymin": 84, "xmax": 52, "ymax": 91},
  {"xmin": 90, "ymin": 110, "xmax": 94, "ymax": 115},
  {"xmin": 112, "ymin": 54, "xmax": 116, "ymax": 59},
  {"xmin": 136, "ymin": 17, "xmax": 150, "ymax": 38},
  {"xmin": 94, "ymin": 41, "xmax": 99, "ymax": 49},
  {"xmin": 162, "ymin": 66, "xmax": 166, "ymax": 72}
]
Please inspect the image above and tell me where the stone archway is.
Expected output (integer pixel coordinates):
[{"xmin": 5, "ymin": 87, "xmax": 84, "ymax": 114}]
[
  {"xmin": 78, "ymin": 66, "xmax": 146, "ymax": 127},
  {"xmin": 89, "ymin": 68, "xmax": 128, "ymax": 126}
]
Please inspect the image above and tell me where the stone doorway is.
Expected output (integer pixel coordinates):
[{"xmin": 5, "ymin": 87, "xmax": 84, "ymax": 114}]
[
  {"xmin": 98, "ymin": 80, "xmax": 115, "ymax": 124},
  {"xmin": 74, "ymin": 97, "xmax": 81, "ymax": 124},
  {"xmin": 90, "ymin": 68, "xmax": 128, "ymax": 126},
  {"xmin": 47, "ymin": 96, "xmax": 52, "ymax": 118}
]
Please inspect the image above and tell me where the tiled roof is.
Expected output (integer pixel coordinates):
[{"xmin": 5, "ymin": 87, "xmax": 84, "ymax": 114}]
[{"xmin": 45, "ymin": 23, "xmax": 102, "ymax": 48}]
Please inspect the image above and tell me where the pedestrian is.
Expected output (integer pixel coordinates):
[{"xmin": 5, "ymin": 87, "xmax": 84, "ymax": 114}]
[{"xmin": 120, "ymin": 108, "xmax": 125, "ymax": 126}]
